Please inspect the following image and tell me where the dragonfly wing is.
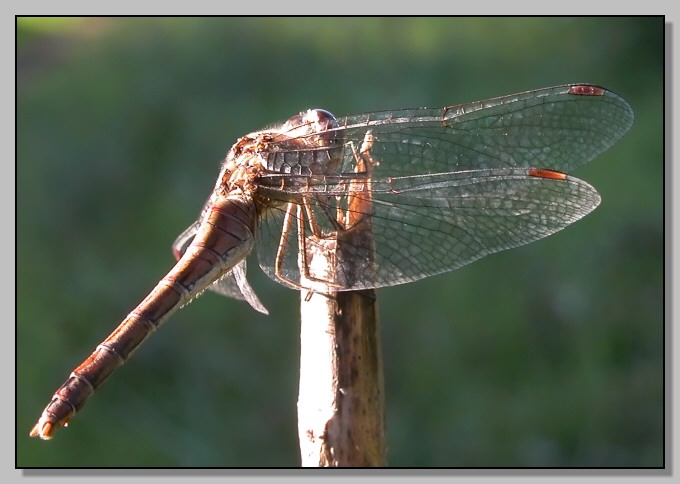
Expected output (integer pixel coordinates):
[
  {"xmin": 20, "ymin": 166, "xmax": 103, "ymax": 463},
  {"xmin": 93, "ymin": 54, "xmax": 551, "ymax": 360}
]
[
  {"xmin": 342, "ymin": 84, "xmax": 633, "ymax": 176},
  {"xmin": 360, "ymin": 168, "xmax": 600, "ymax": 288},
  {"xmin": 210, "ymin": 260, "xmax": 269, "ymax": 314},
  {"xmin": 265, "ymin": 84, "xmax": 633, "ymax": 179},
  {"xmin": 256, "ymin": 168, "xmax": 600, "ymax": 290}
]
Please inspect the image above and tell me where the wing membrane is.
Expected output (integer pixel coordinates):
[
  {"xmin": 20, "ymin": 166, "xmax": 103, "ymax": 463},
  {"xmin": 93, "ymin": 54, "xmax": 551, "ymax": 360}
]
[
  {"xmin": 265, "ymin": 84, "xmax": 633, "ymax": 178},
  {"xmin": 256, "ymin": 168, "xmax": 600, "ymax": 290}
]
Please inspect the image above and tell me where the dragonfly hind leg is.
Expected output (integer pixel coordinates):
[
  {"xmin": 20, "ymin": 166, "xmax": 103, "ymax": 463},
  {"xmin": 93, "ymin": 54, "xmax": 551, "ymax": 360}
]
[{"xmin": 273, "ymin": 202, "xmax": 346, "ymax": 293}]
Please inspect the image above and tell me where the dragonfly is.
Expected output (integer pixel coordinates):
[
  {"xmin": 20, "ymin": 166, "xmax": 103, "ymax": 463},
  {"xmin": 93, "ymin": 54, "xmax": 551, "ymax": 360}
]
[{"xmin": 30, "ymin": 84, "xmax": 633, "ymax": 440}]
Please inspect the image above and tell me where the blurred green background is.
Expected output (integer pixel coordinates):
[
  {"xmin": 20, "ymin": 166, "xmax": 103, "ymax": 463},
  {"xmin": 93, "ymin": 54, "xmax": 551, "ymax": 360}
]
[{"xmin": 17, "ymin": 17, "xmax": 663, "ymax": 468}]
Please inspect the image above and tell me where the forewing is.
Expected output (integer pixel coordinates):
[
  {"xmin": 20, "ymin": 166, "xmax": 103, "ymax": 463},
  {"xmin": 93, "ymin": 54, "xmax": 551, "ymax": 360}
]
[{"xmin": 265, "ymin": 84, "xmax": 633, "ymax": 178}]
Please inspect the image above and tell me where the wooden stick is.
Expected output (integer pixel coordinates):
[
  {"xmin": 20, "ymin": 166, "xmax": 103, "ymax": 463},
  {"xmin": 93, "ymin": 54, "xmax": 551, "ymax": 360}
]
[{"xmin": 297, "ymin": 133, "xmax": 385, "ymax": 467}]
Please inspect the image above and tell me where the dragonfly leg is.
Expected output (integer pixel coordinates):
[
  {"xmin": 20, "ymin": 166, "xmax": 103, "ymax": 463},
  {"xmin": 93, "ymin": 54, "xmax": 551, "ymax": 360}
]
[
  {"xmin": 343, "ymin": 131, "xmax": 376, "ymax": 228},
  {"xmin": 273, "ymin": 201, "xmax": 346, "ymax": 291},
  {"xmin": 273, "ymin": 203, "xmax": 339, "ymax": 290},
  {"xmin": 335, "ymin": 194, "xmax": 344, "ymax": 228},
  {"xmin": 273, "ymin": 202, "xmax": 300, "ymax": 288}
]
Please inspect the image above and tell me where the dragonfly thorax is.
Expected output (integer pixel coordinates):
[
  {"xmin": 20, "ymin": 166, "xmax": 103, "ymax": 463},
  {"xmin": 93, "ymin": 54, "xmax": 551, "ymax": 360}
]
[{"xmin": 216, "ymin": 135, "xmax": 270, "ymax": 196}]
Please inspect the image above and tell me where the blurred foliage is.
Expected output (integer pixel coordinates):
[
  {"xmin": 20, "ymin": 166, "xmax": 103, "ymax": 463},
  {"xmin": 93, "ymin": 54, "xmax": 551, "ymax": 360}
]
[{"xmin": 17, "ymin": 17, "xmax": 663, "ymax": 468}]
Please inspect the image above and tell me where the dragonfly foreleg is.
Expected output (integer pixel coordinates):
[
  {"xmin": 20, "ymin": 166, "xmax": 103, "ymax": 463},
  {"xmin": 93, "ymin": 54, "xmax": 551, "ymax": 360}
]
[{"xmin": 343, "ymin": 130, "xmax": 376, "ymax": 228}]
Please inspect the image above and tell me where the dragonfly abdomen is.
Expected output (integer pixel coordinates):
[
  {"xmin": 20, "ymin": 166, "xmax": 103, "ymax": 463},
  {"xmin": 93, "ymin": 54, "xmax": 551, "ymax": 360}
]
[{"xmin": 30, "ymin": 195, "xmax": 258, "ymax": 440}]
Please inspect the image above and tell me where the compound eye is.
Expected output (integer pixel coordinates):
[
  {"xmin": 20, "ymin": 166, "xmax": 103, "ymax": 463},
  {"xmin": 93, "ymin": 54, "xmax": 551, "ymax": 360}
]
[
  {"xmin": 307, "ymin": 109, "xmax": 338, "ymax": 131},
  {"xmin": 278, "ymin": 109, "xmax": 340, "ymax": 151},
  {"xmin": 282, "ymin": 109, "xmax": 338, "ymax": 136}
]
